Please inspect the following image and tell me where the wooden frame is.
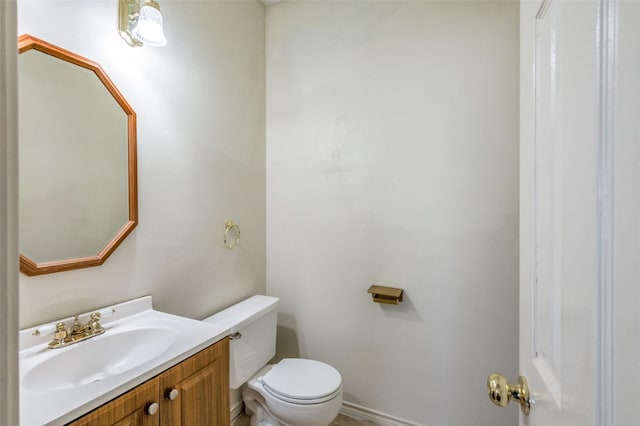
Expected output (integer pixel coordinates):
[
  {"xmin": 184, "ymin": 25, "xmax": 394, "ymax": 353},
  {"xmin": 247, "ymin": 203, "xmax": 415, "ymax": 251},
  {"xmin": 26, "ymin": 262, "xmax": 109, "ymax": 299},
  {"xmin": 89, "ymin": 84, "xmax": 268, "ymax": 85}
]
[{"xmin": 18, "ymin": 34, "xmax": 138, "ymax": 276}]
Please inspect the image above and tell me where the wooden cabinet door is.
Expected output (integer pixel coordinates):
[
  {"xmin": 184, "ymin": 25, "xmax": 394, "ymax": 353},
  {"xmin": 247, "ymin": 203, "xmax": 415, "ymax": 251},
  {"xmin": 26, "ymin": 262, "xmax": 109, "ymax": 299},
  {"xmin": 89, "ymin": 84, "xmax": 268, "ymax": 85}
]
[
  {"xmin": 159, "ymin": 337, "xmax": 229, "ymax": 426},
  {"xmin": 67, "ymin": 378, "xmax": 159, "ymax": 426}
]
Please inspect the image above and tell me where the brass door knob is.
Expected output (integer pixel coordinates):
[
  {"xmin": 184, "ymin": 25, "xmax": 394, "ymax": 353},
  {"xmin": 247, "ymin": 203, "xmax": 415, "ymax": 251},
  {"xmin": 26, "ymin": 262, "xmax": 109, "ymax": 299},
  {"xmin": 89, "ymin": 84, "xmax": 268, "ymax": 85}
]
[{"xmin": 487, "ymin": 374, "xmax": 531, "ymax": 415}]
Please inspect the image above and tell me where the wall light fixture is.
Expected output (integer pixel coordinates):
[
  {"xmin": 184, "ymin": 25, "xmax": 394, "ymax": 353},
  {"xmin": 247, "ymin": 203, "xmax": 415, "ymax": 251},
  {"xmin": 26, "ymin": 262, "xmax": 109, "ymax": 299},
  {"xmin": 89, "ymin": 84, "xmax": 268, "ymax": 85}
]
[{"xmin": 118, "ymin": 0, "xmax": 167, "ymax": 47}]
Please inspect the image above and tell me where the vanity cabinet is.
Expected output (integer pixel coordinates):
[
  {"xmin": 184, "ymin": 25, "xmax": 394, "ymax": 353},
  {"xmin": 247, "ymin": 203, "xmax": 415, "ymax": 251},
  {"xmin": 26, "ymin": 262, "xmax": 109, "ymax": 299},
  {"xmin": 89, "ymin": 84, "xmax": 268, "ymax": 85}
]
[
  {"xmin": 159, "ymin": 335, "xmax": 229, "ymax": 425},
  {"xmin": 67, "ymin": 337, "xmax": 230, "ymax": 426},
  {"xmin": 68, "ymin": 378, "xmax": 159, "ymax": 426}
]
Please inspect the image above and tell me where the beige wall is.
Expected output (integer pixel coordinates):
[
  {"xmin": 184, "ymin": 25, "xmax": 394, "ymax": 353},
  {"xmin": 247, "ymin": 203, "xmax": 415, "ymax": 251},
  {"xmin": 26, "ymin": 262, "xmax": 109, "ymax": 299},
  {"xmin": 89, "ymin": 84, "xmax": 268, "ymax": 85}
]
[
  {"xmin": 265, "ymin": 2, "xmax": 518, "ymax": 424},
  {"xmin": 17, "ymin": 0, "xmax": 266, "ymax": 328}
]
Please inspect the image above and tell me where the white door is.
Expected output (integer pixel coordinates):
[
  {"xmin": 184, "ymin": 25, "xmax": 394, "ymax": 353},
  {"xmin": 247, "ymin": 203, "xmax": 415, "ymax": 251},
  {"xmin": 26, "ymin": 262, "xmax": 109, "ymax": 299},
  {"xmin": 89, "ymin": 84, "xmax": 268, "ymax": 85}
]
[
  {"xmin": 490, "ymin": 0, "xmax": 639, "ymax": 425},
  {"xmin": 519, "ymin": 0, "xmax": 603, "ymax": 424}
]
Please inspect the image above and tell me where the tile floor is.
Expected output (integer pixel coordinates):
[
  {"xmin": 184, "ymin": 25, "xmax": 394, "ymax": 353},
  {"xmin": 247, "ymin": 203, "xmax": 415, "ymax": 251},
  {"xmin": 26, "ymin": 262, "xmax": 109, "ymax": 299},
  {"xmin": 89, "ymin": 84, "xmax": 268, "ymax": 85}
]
[{"xmin": 232, "ymin": 413, "xmax": 377, "ymax": 426}]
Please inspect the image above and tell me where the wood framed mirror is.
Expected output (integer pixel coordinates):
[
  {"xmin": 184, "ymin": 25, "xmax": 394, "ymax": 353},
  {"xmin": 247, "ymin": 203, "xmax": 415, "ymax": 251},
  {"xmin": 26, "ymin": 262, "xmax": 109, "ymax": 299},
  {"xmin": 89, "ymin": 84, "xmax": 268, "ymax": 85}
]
[{"xmin": 18, "ymin": 34, "xmax": 138, "ymax": 276}]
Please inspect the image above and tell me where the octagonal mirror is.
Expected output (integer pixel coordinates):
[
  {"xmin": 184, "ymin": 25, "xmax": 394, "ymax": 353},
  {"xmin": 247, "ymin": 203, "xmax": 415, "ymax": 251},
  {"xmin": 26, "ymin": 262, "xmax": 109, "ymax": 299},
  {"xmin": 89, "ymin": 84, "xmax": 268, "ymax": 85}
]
[{"xmin": 18, "ymin": 34, "xmax": 138, "ymax": 276}]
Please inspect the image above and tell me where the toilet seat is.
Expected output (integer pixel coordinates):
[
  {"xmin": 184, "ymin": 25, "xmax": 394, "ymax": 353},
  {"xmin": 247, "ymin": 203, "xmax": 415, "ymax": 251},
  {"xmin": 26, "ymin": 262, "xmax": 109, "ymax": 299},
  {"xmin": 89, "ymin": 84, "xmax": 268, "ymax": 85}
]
[{"xmin": 261, "ymin": 359, "xmax": 342, "ymax": 405}]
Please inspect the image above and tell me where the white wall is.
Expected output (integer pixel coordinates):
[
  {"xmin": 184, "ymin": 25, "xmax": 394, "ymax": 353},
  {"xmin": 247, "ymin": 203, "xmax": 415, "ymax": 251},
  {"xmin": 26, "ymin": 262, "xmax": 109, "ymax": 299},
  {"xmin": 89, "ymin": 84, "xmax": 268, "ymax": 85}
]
[
  {"xmin": 17, "ymin": 0, "xmax": 266, "ymax": 329},
  {"xmin": 265, "ymin": 2, "xmax": 518, "ymax": 425}
]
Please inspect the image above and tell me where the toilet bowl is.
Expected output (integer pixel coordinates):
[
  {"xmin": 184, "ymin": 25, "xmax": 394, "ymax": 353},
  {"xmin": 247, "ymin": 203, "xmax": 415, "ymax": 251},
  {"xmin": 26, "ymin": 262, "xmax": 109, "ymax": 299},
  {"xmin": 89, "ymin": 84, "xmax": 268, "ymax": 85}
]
[
  {"xmin": 203, "ymin": 296, "xmax": 343, "ymax": 426},
  {"xmin": 244, "ymin": 360, "xmax": 343, "ymax": 426}
]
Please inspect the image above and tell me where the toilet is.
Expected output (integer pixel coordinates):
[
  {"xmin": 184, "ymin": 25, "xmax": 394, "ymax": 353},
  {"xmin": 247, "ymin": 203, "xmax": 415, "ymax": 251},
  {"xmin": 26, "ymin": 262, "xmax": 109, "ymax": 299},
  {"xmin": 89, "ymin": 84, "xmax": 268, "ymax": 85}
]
[{"xmin": 203, "ymin": 295, "xmax": 343, "ymax": 426}]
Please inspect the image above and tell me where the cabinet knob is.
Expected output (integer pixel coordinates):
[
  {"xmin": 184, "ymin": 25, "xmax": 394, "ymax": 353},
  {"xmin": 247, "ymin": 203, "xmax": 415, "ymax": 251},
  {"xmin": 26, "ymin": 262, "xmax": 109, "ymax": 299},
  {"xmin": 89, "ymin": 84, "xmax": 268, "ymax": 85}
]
[
  {"xmin": 146, "ymin": 402, "xmax": 159, "ymax": 416},
  {"xmin": 167, "ymin": 388, "xmax": 179, "ymax": 401}
]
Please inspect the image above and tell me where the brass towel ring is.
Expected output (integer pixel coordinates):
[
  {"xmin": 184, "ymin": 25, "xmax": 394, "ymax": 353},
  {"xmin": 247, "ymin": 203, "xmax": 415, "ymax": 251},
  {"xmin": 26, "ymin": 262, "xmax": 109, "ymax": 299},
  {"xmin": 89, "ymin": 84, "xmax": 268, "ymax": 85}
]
[{"xmin": 224, "ymin": 221, "xmax": 240, "ymax": 249}]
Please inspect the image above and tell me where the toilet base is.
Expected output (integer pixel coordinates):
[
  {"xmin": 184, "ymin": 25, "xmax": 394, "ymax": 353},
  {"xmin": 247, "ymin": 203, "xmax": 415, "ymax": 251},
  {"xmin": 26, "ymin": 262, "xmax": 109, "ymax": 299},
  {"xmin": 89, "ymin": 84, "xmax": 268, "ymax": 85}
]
[
  {"xmin": 245, "ymin": 403, "xmax": 278, "ymax": 426},
  {"xmin": 242, "ymin": 367, "xmax": 342, "ymax": 426},
  {"xmin": 245, "ymin": 401, "xmax": 280, "ymax": 426}
]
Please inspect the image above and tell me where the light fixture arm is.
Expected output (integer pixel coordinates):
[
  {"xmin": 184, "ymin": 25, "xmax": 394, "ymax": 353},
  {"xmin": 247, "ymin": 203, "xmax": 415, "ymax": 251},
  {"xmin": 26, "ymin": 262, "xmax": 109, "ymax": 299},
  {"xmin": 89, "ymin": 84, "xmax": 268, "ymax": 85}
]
[{"xmin": 118, "ymin": 0, "xmax": 143, "ymax": 47}]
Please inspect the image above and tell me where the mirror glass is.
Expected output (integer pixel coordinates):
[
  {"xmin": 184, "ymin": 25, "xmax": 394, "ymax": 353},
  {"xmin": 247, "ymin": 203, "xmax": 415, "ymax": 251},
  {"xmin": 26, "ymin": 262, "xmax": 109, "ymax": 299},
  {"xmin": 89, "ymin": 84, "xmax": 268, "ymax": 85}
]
[{"xmin": 18, "ymin": 35, "xmax": 137, "ymax": 276}]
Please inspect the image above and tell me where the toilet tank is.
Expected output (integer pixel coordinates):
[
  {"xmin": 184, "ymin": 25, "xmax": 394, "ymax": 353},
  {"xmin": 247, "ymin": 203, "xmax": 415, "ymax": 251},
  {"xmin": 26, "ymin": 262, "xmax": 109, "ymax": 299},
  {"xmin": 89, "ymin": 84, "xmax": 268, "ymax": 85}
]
[{"xmin": 203, "ymin": 295, "xmax": 279, "ymax": 389}]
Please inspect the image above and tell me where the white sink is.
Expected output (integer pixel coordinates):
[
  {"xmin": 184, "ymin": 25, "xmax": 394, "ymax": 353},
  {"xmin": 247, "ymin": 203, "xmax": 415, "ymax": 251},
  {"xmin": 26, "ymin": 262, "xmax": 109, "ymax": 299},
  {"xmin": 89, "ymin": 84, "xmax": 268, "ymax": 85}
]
[
  {"xmin": 22, "ymin": 327, "xmax": 177, "ymax": 392},
  {"xmin": 19, "ymin": 296, "xmax": 229, "ymax": 426}
]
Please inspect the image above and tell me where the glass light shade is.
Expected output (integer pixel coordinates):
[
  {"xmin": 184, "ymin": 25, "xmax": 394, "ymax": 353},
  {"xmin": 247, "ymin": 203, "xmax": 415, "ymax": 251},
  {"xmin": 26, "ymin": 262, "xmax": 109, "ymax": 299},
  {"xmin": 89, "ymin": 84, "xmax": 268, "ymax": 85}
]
[{"xmin": 132, "ymin": 0, "xmax": 166, "ymax": 47}]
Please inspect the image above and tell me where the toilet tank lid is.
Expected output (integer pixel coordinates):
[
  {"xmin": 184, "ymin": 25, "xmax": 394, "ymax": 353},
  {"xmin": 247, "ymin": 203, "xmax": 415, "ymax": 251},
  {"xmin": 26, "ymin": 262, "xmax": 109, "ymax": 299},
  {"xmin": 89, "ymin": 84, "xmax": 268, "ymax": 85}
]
[{"xmin": 203, "ymin": 295, "xmax": 279, "ymax": 333}]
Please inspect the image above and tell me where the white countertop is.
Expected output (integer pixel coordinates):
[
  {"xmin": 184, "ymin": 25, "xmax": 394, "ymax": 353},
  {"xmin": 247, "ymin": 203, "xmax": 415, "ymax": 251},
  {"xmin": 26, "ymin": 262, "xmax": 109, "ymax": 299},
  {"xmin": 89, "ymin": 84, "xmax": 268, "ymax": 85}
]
[{"xmin": 19, "ymin": 296, "xmax": 229, "ymax": 426}]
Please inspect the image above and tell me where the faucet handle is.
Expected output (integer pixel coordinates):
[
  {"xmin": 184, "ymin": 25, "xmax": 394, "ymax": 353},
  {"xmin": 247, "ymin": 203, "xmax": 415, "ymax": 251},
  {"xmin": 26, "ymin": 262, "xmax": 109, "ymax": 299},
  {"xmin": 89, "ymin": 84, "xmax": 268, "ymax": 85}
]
[
  {"xmin": 32, "ymin": 321, "xmax": 71, "ymax": 338},
  {"xmin": 88, "ymin": 312, "xmax": 105, "ymax": 334},
  {"xmin": 89, "ymin": 308, "xmax": 114, "ymax": 325},
  {"xmin": 53, "ymin": 322, "xmax": 68, "ymax": 340},
  {"xmin": 47, "ymin": 322, "xmax": 70, "ymax": 348}
]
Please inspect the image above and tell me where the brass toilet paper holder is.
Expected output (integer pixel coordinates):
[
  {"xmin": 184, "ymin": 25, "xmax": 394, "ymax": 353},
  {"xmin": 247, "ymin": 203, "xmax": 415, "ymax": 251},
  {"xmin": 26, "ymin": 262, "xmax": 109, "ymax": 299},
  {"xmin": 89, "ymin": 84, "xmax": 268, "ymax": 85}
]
[{"xmin": 367, "ymin": 285, "xmax": 404, "ymax": 304}]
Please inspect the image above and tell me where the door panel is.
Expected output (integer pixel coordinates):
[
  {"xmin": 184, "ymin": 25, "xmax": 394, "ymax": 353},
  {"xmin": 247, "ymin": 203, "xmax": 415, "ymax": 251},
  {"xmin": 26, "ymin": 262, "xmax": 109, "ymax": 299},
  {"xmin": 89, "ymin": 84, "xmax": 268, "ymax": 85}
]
[{"xmin": 531, "ymin": 0, "xmax": 562, "ymax": 403}]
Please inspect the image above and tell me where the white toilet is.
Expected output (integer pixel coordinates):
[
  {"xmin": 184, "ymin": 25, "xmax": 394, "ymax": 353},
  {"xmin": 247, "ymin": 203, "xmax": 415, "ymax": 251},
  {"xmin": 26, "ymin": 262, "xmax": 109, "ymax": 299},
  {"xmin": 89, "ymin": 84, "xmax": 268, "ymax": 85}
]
[{"xmin": 203, "ymin": 295, "xmax": 343, "ymax": 426}]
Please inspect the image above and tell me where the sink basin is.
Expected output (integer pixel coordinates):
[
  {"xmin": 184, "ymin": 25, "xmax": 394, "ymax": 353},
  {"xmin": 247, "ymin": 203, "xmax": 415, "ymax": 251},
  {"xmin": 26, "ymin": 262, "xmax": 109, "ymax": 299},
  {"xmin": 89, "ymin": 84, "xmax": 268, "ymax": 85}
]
[
  {"xmin": 20, "ymin": 297, "xmax": 229, "ymax": 426},
  {"xmin": 22, "ymin": 327, "xmax": 177, "ymax": 392}
]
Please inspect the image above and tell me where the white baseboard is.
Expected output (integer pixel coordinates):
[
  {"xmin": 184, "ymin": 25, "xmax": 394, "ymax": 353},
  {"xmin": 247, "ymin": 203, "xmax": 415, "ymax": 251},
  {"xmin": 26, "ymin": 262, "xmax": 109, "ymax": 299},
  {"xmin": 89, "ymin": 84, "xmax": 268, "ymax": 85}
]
[
  {"xmin": 231, "ymin": 401, "xmax": 244, "ymax": 422},
  {"xmin": 340, "ymin": 401, "xmax": 424, "ymax": 426}
]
